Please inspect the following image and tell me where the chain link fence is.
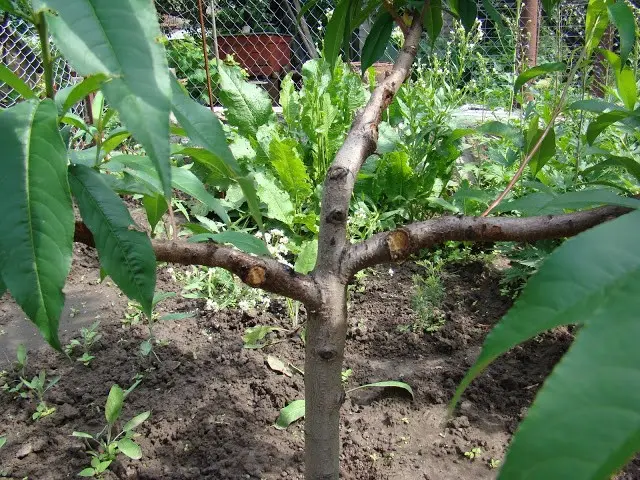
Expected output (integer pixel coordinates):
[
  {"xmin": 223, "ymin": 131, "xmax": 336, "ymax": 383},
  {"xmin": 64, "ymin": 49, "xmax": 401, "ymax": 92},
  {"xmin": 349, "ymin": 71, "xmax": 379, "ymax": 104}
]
[{"xmin": 0, "ymin": 1, "xmax": 621, "ymax": 110}]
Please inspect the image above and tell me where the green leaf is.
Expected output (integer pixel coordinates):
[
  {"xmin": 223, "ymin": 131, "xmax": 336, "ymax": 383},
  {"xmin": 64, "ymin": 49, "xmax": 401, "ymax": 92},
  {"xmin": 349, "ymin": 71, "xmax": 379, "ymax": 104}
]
[
  {"xmin": 117, "ymin": 438, "xmax": 142, "ymax": 460},
  {"xmin": 616, "ymin": 67, "xmax": 637, "ymax": 110},
  {"xmin": 69, "ymin": 164, "xmax": 156, "ymax": 317},
  {"xmin": 424, "ymin": 2, "xmax": 444, "ymax": 44},
  {"xmin": 568, "ymin": 98, "xmax": 624, "ymax": 113},
  {"xmin": 586, "ymin": 110, "xmax": 636, "ymax": 144},
  {"xmin": 514, "ymin": 62, "xmax": 566, "ymax": 92},
  {"xmin": 585, "ymin": 0, "xmax": 613, "ymax": 57},
  {"xmin": 16, "ymin": 343, "xmax": 26, "ymax": 365},
  {"xmin": 101, "ymin": 129, "xmax": 131, "ymax": 156},
  {"xmin": 243, "ymin": 325, "xmax": 284, "ymax": 349},
  {"xmin": 159, "ymin": 312, "xmax": 193, "ymax": 321},
  {"xmin": 323, "ymin": 0, "xmax": 352, "ymax": 68},
  {"xmin": 55, "ymin": 74, "xmax": 109, "ymax": 117},
  {"xmin": 528, "ymin": 127, "xmax": 556, "ymax": 175},
  {"xmin": 274, "ymin": 399, "xmax": 306, "ymax": 430},
  {"xmin": 170, "ymin": 166, "xmax": 229, "ymax": 223},
  {"xmin": 347, "ymin": 380, "xmax": 414, "ymax": 399},
  {"xmin": 497, "ymin": 189, "xmax": 640, "ymax": 214},
  {"xmin": 71, "ymin": 431, "xmax": 94, "ymax": 439},
  {"xmin": 123, "ymin": 411, "xmax": 150, "ymax": 432},
  {"xmin": 169, "ymin": 77, "xmax": 242, "ymax": 175},
  {"xmin": 477, "ymin": 121, "xmax": 523, "ymax": 144},
  {"xmin": 188, "ymin": 231, "xmax": 271, "ymax": 257},
  {"xmin": 608, "ymin": 2, "xmax": 636, "ymax": 66},
  {"xmin": 218, "ymin": 64, "xmax": 275, "ymax": 138},
  {"xmin": 454, "ymin": 210, "xmax": 640, "ymax": 479},
  {"xmin": 582, "ymin": 155, "xmax": 640, "ymax": 182},
  {"xmin": 78, "ymin": 467, "xmax": 96, "ymax": 477},
  {"xmin": 450, "ymin": 0, "xmax": 478, "ymax": 31},
  {"xmin": 0, "ymin": 436, "xmax": 6, "ymax": 449},
  {"xmin": 105, "ymin": 384, "xmax": 124, "ymax": 424},
  {"xmin": 0, "ymin": 100, "xmax": 74, "ymax": 350},
  {"xmin": 360, "ymin": 12, "xmax": 394, "ymax": 74},
  {"xmin": 38, "ymin": 0, "xmax": 172, "ymax": 198},
  {"xmin": 294, "ymin": 239, "xmax": 318, "ymax": 274},
  {"xmin": 254, "ymin": 172, "xmax": 295, "ymax": 224},
  {"xmin": 268, "ymin": 138, "xmax": 312, "ymax": 205},
  {"xmin": 142, "ymin": 194, "xmax": 168, "ymax": 233},
  {"xmin": 0, "ymin": 64, "xmax": 37, "ymax": 100}
]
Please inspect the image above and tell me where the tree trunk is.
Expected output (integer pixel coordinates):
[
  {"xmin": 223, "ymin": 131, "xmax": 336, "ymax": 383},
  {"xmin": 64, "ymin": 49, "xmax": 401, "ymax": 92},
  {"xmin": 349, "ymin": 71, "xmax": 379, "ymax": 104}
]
[{"xmin": 304, "ymin": 276, "xmax": 348, "ymax": 479}]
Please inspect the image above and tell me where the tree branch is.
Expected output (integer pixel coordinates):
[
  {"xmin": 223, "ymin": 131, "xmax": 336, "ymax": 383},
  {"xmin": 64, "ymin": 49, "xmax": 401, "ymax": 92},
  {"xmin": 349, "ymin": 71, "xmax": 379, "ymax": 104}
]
[
  {"xmin": 315, "ymin": 13, "xmax": 424, "ymax": 276},
  {"xmin": 74, "ymin": 221, "xmax": 321, "ymax": 307},
  {"xmin": 343, "ymin": 205, "xmax": 632, "ymax": 277}
]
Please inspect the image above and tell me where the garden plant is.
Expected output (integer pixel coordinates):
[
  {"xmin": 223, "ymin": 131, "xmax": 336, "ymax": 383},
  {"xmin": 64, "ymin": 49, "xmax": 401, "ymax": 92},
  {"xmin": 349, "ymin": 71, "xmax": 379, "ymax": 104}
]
[{"xmin": 0, "ymin": 0, "xmax": 639, "ymax": 479}]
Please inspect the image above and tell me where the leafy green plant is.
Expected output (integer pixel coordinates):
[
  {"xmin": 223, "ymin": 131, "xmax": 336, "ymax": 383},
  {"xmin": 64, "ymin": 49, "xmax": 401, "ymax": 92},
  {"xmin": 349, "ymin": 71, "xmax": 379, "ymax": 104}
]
[
  {"xmin": 64, "ymin": 321, "xmax": 102, "ymax": 366},
  {"xmin": 464, "ymin": 446, "xmax": 482, "ymax": 461},
  {"xmin": 19, "ymin": 370, "xmax": 60, "ymax": 420},
  {"xmin": 398, "ymin": 259, "xmax": 445, "ymax": 333},
  {"xmin": 72, "ymin": 384, "xmax": 150, "ymax": 479}
]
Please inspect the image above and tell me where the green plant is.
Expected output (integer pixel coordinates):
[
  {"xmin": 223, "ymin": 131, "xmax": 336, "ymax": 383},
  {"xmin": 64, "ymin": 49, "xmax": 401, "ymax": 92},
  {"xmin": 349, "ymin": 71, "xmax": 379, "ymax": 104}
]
[
  {"xmin": 64, "ymin": 321, "xmax": 102, "ymax": 366},
  {"xmin": 489, "ymin": 457, "xmax": 501, "ymax": 469},
  {"xmin": 2, "ymin": 0, "xmax": 639, "ymax": 477},
  {"xmin": 398, "ymin": 259, "xmax": 445, "ymax": 333},
  {"xmin": 464, "ymin": 446, "xmax": 482, "ymax": 460},
  {"xmin": 19, "ymin": 370, "xmax": 60, "ymax": 420},
  {"xmin": 72, "ymin": 384, "xmax": 150, "ymax": 479}
]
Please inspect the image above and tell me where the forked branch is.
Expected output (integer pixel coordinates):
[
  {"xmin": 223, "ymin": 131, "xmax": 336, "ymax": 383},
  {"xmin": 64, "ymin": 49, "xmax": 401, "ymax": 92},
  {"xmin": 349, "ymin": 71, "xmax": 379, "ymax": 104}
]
[
  {"xmin": 343, "ymin": 205, "xmax": 632, "ymax": 277},
  {"xmin": 74, "ymin": 221, "xmax": 321, "ymax": 307}
]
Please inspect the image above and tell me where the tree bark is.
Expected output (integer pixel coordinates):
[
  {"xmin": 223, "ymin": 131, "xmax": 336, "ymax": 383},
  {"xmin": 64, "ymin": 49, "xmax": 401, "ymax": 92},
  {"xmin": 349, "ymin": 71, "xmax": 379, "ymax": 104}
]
[
  {"xmin": 519, "ymin": 0, "xmax": 540, "ymax": 69},
  {"xmin": 304, "ymin": 275, "xmax": 348, "ymax": 479}
]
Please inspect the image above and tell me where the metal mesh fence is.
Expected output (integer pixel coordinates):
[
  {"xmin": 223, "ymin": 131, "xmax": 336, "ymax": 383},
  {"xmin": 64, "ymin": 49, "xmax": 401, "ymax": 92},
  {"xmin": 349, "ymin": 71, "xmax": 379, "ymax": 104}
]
[{"xmin": 0, "ymin": 1, "xmax": 625, "ymax": 110}]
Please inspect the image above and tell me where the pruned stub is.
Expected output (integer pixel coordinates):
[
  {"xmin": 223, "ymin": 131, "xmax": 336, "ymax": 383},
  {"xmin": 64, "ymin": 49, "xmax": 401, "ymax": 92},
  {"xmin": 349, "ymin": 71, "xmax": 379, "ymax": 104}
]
[
  {"xmin": 386, "ymin": 229, "xmax": 410, "ymax": 260},
  {"xmin": 244, "ymin": 265, "xmax": 266, "ymax": 287}
]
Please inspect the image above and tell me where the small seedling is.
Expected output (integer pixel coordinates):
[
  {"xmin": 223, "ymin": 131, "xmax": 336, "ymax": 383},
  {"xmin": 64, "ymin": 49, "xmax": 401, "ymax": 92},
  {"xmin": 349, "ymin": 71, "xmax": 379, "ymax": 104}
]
[
  {"xmin": 15, "ymin": 343, "xmax": 27, "ymax": 377},
  {"xmin": 65, "ymin": 321, "xmax": 102, "ymax": 366},
  {"xmin": 73, "ymin": 384, "xmax": 150, "ymax": 479},
  {"xmin": 464, "ymin": 446, "xmax": 483, "ymax": 461},
  {"xmin": 341, "ymin": 368, "xmax": 353, "ymax": 385},
  {"xmin": 20, "ymin": 370, "xmax": 60, "ymax": 420},
  {"xmin": 123, "ymin": 292, "xmax": 192, "ymax": 359},
  {"xmin": 489, "ymin": 458, "xmax": 501, "ymax": 469},
  {"xmin": 399, "ymin": 260, "xmax": 446, "ymax": 334}
]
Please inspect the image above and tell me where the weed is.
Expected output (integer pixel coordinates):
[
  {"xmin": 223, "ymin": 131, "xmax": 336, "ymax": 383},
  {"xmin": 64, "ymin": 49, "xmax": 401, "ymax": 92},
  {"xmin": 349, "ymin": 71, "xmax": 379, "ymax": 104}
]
[
  {"xmin": 73, "ymin": 384, "xmax": 150, "ymax": 479},
  {"xmin": 398, "ymin": 260, "xmax": 446, "ymax": 334},
  {"xmin": 64, "ymin": 321, "xmax": 102, "ymax": 366},
  {"xmin": 341, "ymin": 368, "xmax": 353, "ymax": 385},
  {"xmin": 489, "ymin": 458, "xmax": 501, "ymax": 469},
  {"xmin": 20, "ymin": 370, "xmax": 60, "ymax": 420},
  {"xmin": 498, "ymin": 241, "xmax": 559, "ymax": 298},
  {"xmin": 464, "ymin": 446, "xmax": 483, "ymax": 460}
]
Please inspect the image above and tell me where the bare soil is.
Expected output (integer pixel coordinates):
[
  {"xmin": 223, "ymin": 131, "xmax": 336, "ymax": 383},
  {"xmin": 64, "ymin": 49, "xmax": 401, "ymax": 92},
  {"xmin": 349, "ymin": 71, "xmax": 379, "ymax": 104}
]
[{"xmin": 1, "ymin": 244, "xmax": 639, "ymax": 479}]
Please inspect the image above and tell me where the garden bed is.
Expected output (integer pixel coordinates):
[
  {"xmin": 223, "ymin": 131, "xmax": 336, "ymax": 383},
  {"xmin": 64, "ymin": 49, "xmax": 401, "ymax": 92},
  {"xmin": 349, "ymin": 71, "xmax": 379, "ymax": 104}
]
[{"xmin": 1, "ymin": 243, "xmax": 639, "ymax": 479}]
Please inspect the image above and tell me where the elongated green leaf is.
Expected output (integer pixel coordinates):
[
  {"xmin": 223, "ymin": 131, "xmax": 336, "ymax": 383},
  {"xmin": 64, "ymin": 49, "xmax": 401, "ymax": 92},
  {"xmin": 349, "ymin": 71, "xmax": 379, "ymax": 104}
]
[
  {"xmin": 101, "ymin": 129, "xmax": 132, "ymax": 156},
  {"xmin": 0, "ymin": 64, "xmax": 37, "ymax": 100},
  {"xmin": 583, "ymin": 155, "xmax": 640, "ymax": 182},
  {"xmin": 528, "ymin": 127, "xmax": 556, "ymax": 175},
  {"xmin": 268, "ymin": 138, "xmax": 312, "ymax": 204},
  {"xmin": 323, "ymin": 0, "xmax": 352, "ymax": 68},
  {"xmin": 78, "ymin": 468, "xmax": 97, "ymax": 477},
  {"xmin": 142, "ymin": 194, "xmax": 168, "ymax": 233},
  {"xmin": 348, "ymin": 381, "xmax": 414, "ymax": 399},
  {"xmin": 105, "ymin": 384, "xmax": 124, "ymax": 424},
  {"xmin": 608, "ymin": 2, "xmax": 636, "ymax": 66},
  {"xmin": 514, "ymin": 62, "xmax": 565, "ymax": 92},
  {"xmin": 237, "ymin": 175, "xmax": 264, "ymax": 230},
  {"xmin": 188, "ymin": 232, "xmax": 271, "ymax": 257},
  {"xmin": 170, "ymin": 167, "xmax": 229, "ymax": 223},
  {"xmin": 568, "ymin": 98, "xmax": 624, "ymax": 113},
  {"xmin": 450, "ymin": 0, "xmax": 478, "ymax": 31},
  {"xmin": 218, "ymin": 64, "xmax": 274, "ymax": 138},
  {"xmin": 294, "ymin": 239, "xmax": 318, "ymax": 274},
  {"xmin": 117, "ymin": 438, "xmax": 142, "ymax": 460},
  {"xmin": 0, "ymin": 100, "xmax": 73, "ymax": 350},
  {"xmin": 123, "ymin": 411, "xmax": 150, "ymax": 432},
  {"xmin": 477, "ymin": 121, "xmax": 523, "ymax": 144},
  {"xmin": 38, "ymin": 0, "xmax": 172, "ymax": 198},
  {"xmin": 585, "ymin": 0, "xmax": 613, "ymax": 57},
  {"xmin": 616, "ymin": 67, "xmax": 637, "ymax": 110},
  {"xmin": 55, "ymin": 74, "xmax": 109, "ymax": 116},
  {"xmin": 587, "ymin": 110, "xmax": 636, "ymax": 144},
  {"xmin": 454, "ymin": 210, "xmax": 640, "ymax": 479},
  {"xmin": 72, "ymin": 431, "xmax": 94, "ymax": 439},
  {"xmin": 69, "ymin": 164, "xmax": 156, "ymax": 317},
  {"xmin": 497, "ymin": 189, "xmax": 640, "ymax": 214},
  {"xmin": 424, "ymin": 2, "xmax": 444, "ymax": 44},
  {"xmin": 170, "ymin": 77, "xmax": 241, "ymax": 175},
  {"xmin": 360, "ymin": 12, "xmax": 394, "ymax": 74},
  {"xmin": 274, "ymin": 399, "xmax": 306, "ymax": 430}
]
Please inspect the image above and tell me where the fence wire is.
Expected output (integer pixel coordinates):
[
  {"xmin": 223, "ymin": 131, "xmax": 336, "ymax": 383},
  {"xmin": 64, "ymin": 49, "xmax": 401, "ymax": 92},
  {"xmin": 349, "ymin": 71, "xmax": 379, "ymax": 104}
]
[{"xmin": 0, "ymin": 0, "xmax": 623, "ymax": 111}]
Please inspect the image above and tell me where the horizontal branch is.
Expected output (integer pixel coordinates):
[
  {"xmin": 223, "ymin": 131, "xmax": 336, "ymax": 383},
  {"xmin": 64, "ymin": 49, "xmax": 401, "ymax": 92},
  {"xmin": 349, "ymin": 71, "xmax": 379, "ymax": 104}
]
[
  {"xmin": 74, "ymin": 221, "xmax": 321, "ymax": 307},
  {"xmin": 343, "ymin": 205, "xmax": 632, "ymax": 278}
]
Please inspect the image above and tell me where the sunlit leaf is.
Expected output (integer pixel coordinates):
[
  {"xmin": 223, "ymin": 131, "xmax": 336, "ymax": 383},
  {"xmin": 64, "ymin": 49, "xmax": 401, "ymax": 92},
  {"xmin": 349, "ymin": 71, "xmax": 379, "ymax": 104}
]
[{"xmin": 105, "ymin": 384, "xmax": 124, "ymax": 424}]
